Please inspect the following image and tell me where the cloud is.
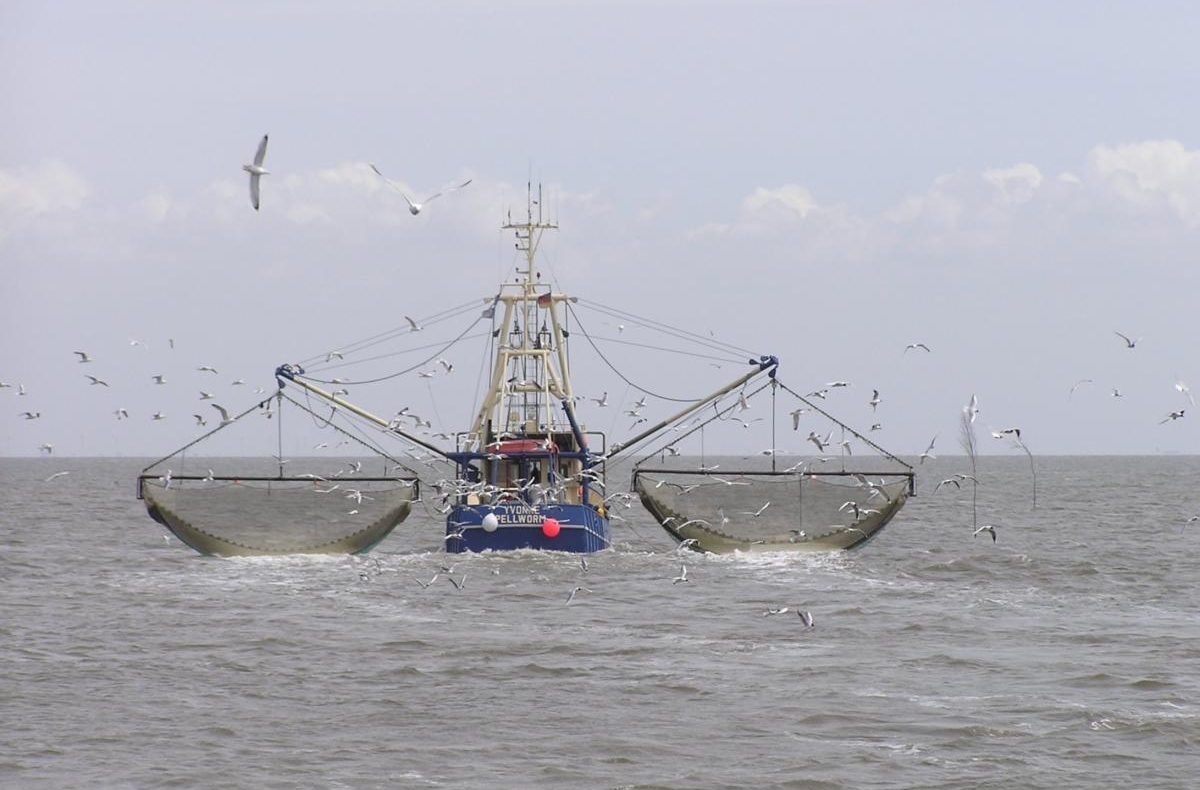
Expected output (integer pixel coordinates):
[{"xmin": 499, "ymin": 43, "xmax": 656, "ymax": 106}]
[
  {"xmin": 694, "ymin": 139, "xmax": 1200, "ymax": 251},
  {"xmin": 285, "ymin": 203, "xmax": 332, "ymax": 225},
  {"xmin": 743, "ymin": 184, "xmax": 820, "ymax": 218},
  {"xmin": 316, "ymin": 161, "xmax": 383, "ymax": 189},
  {"xmin": 689, "ymin": 184, "xmax": 853, "ymax": 239},
  {"xmin": 982, "ymin": 163, "xmax": 1044, "ymax": 204},
  {"xmin": 1086, "ymin": 139, "xmax": 1200, "ymax": 225},
  {"xmin": 138, "ymin": 189, "xmax": 172, "ymax": 223},
  {"xmin": 0, "ymin": 160, "xmax": 90, "ymax": 214}
]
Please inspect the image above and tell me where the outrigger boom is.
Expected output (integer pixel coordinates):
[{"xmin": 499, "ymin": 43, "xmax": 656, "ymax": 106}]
[
  {"xmin": 605, "ymin": 355, "xmax": 779, "ymax": 459},
  {"xmin": 274, "ymin": 363, "xmax": 451, "ymax": 460}
]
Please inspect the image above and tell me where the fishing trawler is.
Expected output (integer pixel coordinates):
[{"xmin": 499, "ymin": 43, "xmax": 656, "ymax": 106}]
[
  {"xmin": 138, "ymin": 184, "xmax": 912, "ymax": 556},
  {"xmin": 273, "ymin": 186, "xmax": 782, "ymax": 554}
]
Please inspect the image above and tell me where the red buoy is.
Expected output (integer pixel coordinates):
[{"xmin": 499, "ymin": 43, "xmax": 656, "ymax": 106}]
[{"xmin": 542, "ymin": 517, "xmax": 560, "ymax": 538}]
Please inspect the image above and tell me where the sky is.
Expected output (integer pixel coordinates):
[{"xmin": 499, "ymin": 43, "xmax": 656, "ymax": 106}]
[{"xmin": 3, "ymin": 0, "xmax": 1200, "ymax": 458}]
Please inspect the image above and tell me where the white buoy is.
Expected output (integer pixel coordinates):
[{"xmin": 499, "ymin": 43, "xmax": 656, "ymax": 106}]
[{"xmin": 482, "ymin": 513, "xmax": 499, "ymax": 532}]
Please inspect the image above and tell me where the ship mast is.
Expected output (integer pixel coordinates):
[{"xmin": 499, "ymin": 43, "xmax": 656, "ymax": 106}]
[{"xmin": 468, "ymin": 183, "xmax": 576, "ymax": 448}]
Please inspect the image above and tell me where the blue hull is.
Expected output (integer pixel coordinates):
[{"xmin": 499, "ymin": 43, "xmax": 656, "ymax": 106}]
[{"xmin": 446, "ymin": 502, "xmax": 610, "ymax": 553}]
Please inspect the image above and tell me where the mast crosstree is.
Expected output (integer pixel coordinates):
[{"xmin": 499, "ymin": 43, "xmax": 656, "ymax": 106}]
[{"xmin": 468, "ymin": 183, "xmax": 577, "ymax": 450}]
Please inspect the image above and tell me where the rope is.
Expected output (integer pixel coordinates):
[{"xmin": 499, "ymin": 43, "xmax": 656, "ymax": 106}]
[
  {"xmin": 303, "ymin": 315, "xmax": 486, "ymax": 386},
  {"xmin": 297, "ymin": 297, "xmax": 485, "ymax": 368},
  {"xmin": 575, "ymin": 297, "xmax": 758, "ymax": 359},
  {"xmin": 571, "ymin": 333, "xmax": 742, "ymax": 366},
  {"xmin": 305, "ymin": 331, "xmax": 491, "ymax": 376},
  {"xmin": 277, "ymin": 391, "xmax": 424, "ymax": 476},
  {"xmin": 141, "ymin": 399, "xmax": 268, "ymax": 473},
  {"xmin": 628, "ymin": 378, "xmax": 775, "ymax": 469},
  {"xmin": 566, "ymin": 301, "xmax": 746, "ymax": 403},
  {"xmin": 775, "ymin": 379, "xmax": 914, "ymax": 470}
]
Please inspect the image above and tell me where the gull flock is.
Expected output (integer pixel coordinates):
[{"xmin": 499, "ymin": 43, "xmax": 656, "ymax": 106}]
[
  {"xmin": 7, "ymin": 327, "xmax": 1190, "ymax": 471},
  {"xmin": 6, "ymin": 132, "xmax": 476, "ymax": 448},
  {"xmin": 6, "ymin": 139, "xmax": 1197, "ymax": 630}
]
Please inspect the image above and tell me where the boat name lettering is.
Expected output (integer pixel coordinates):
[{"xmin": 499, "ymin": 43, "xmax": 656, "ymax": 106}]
[{"xmin": 493, "ymin": 505, "xmax": 545, "ymax": 525}]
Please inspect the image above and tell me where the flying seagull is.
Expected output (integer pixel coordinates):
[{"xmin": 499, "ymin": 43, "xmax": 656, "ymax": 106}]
[
  {"xmin": 369, "ymin": 163, "xmax": 472, "ymax": 215},
  {"xmin": 243, "ymin": 134, "xmax": 269, "ymax": 211},
  {"xmin": 84, "ymin": 375, "xmax": 109, "ymax": 387},
  {"xmin": 565, "ymin": 586, "xmax": 591, "ymax": 605},
  {"xmin": 965, "ymin": 394, "xmax": 979, "ymax": 423},
  {"xmin": 1113, "ymin": 331, "xmax": 1140, "ymax": 349},
  {"xmin": 1068, "ymin": 379, "xmax": 1093, "ymax": 400},
  {"xmin": 73, "ymin": 351, "xmax": 92, "ymax": 363},
  {"xmin": 904, "ymin": 342, "xmax": 931, "ymax": 353},
  {"xmin": 672, "ymin": 564, "xmax": 690, "ymax": 584},
  {"xmin": 742, "ymin": 501, "xmax": 771, "ymax": 518},
  {"xmin": 918, "ymin": 435, "xmax": 937, "ymax": 464},
  {"xmin": 1160, "ymin": 409, "xmax": 1186, "ymax": 424},
  {"xmin": 1175, "ymin": 376, "xmax": 1195, "ymax": 406},
  {"xmin": 404, "ymin": 315, "xmax": 423, "ymax": 332},
  {"xmin": 212, "ymin": 403, "xmax": 234, "ymax": 425},
  {"xmin": 974, "ymin": 524, "xmax": 998, "ymax": 542}
]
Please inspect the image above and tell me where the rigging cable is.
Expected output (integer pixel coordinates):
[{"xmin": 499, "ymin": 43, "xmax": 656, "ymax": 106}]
[
  {"xmin": 575, "ymin": 297, "xmax": 759, "ymax": 359},
  {"xmin": 296, "ymin": 297, "xmax": 485, "ymax": 369},
  {"xmin": 775, "ymin": 379, "xmax": 913, "ymax": 470},
  {"xmin": 302, "ymin": 314, "xmax": 487, "ymax": 387},
  {"xmin": 565, "ymin": 302, "xmax": 748, "ymax": 404}
]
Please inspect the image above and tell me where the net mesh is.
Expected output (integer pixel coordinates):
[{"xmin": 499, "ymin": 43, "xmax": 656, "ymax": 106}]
[
  {"xmin": 634, "ymin": 469, "xmax": 909, "ymax": 552},
  {"xmin": 137, "ymin": 391, "xmax": 421, "ymax": 556},
  {"xmin": 141, "ymin": 475, "xmax": 415, "ymax": 556}
]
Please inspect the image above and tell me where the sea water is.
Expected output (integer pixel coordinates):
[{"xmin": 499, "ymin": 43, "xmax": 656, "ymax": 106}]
[{"xmin": 1, "ymin": 456, "xmax": 1197, "ymax": 789}]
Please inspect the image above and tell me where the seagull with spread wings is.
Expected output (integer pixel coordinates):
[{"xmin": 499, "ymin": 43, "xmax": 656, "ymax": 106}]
[
  {"xmin": 974, "ymin": 524, "xmax": 998, "ymax": 542},
  {"xmin": 1114, "ymin": 330, "xmax": 1140, "ymax": 349},
  {"xmin": 1175, "ymin": 376, "xmax": 1195, "ymax": 406},
  {"xmin": 369, "ymin": 163, "xmax": 472, "ymax": 215},
  {"xmin": 243, "ymin": 134, "xmax": 270, "ymax": 210}
]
